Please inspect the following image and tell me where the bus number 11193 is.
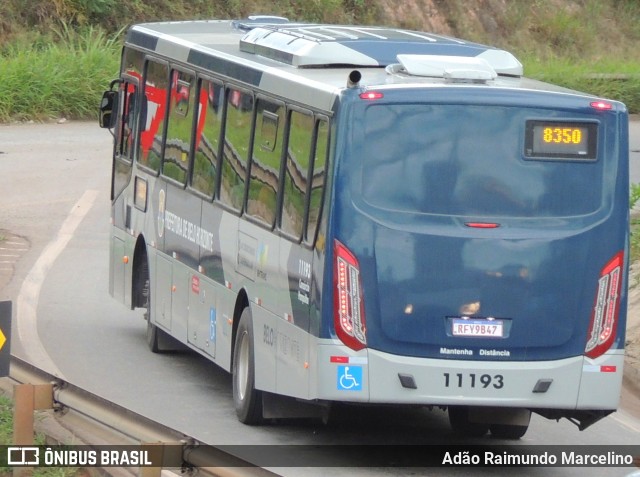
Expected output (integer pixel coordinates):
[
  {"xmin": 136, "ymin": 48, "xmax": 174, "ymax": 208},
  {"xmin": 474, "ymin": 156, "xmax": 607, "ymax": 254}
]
[{"xmin": 444, "ymin": 373, "xmax": 504, "ymax": 389}]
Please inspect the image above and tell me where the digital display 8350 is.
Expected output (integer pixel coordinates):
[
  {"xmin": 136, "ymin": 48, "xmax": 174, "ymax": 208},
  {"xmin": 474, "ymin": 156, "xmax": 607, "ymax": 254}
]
[{"xmin": 525, "ymin": 120, "xmax": 597, "ymax": 160}]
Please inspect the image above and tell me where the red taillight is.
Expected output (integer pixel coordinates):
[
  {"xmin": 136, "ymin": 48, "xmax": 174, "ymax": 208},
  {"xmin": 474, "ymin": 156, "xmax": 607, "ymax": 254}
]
[
  {"xmin": 585, "ymin": 252, "xmax": 624, "ymax": 359},
  {"xmin": 359, "ymin": 91, "xmax": 384, "ymax": 101},
  {"xmin": 333, "ymin": 240, "xmax": 367, "ymax": 350},
  {"xmin": 590, "ymin": 100, "xmax": 613, "ymax": 111},
  {"xmin": 465, "ymin": 222, "xmax": 500, "ymax": 229}
]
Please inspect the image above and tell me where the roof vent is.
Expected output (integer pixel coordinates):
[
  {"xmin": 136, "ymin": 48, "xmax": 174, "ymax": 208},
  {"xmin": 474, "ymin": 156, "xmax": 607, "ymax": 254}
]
[
  {"xmin": 232, "ymin": 15, "xmax": 290, "ymax": 32},
  {"xmin": 238, "ymin": 23, "xmax": 523, "ymax": 75},
  {"xmin": 388, "ymin": 54, "xmax": 498, "ymax": 81},
  {"xmin": 240, "ymin": 27, "xmax": 378, "ymax": 67}
]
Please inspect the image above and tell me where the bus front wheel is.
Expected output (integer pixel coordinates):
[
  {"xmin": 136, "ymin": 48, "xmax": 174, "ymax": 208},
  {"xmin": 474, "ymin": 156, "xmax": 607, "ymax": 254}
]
[
  {"xmin": 143, "ymin": 275, "xmax": 178, "ymax": 353},
  {"xmin": 232, "ymin": 307, "xmax": 263, "ymax": 424},
  {"xmin": 146, "ymin": 316, "xmax": 162, "ymax": 353},
  {"xmin": 142, "ymin": 275, "xmax": 162, "ymax": 353}
]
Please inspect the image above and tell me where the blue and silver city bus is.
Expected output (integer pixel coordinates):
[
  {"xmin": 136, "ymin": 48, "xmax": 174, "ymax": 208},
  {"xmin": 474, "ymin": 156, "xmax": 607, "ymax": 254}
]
[{"xmin": 99, "ymin": 16, "xmax": 630, "ymax": 438}]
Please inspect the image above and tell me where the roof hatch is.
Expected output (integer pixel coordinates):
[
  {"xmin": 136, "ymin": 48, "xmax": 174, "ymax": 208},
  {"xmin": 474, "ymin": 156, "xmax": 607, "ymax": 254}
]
[{"xmin": 387, "ymin": 54, "xmax": 498, "ymax": 81}]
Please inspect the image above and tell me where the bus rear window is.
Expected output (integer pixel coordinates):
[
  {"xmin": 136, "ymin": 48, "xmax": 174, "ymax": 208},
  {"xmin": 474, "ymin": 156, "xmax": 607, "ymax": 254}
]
[{"xmin": 360, "ymin": 104, "xmax": 602, "ymax": 218}]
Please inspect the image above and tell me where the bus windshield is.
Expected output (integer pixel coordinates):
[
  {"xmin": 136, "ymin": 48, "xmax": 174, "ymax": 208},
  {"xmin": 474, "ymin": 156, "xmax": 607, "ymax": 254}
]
[{"xmin": 360, "ymin": 103, "xmax": 603, "ymax": 218}]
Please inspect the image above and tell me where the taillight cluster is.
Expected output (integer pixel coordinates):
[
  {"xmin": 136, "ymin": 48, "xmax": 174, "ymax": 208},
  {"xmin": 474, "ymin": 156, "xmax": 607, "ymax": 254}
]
[
  {"xmin": 333, "ymin": 240, "xmax": 367, "ymax": 350},
  {"xmin": 585, "ymin": 252, "xmax": 624, "ymax": 359}
]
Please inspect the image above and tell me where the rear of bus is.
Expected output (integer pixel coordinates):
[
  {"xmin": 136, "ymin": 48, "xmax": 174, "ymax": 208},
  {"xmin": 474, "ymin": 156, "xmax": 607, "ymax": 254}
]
[{"xmin": 321, "ymin": 84, "xmax": 629, "ymax": 431}]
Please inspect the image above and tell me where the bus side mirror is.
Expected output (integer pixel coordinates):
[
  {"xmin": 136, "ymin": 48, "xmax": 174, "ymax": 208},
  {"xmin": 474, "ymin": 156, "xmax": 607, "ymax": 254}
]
[{"xmin": 99, "ymin": 90, "xmax": 118, "ymax": 129}]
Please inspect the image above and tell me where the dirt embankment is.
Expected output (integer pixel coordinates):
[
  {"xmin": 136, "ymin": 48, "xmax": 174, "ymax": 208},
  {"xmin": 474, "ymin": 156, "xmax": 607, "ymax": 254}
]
[
  {"xmin": 377, "ymin": 0, "xmax": 509, "ymax": 38},
  {"xmin": 625, "ymin": 264, "xmax": 640, "ymax": 393}
]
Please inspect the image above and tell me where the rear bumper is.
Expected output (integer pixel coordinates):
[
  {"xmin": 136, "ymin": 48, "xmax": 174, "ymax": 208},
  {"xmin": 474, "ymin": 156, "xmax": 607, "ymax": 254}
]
[{"xmin": 315, "ymin": 341, "xmax": 623, "ymax": 410}]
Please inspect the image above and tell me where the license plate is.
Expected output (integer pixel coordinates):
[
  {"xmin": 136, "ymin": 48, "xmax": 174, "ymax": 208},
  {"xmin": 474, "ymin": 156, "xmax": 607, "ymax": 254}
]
[{"xmin": 452, "ymin": 318, "xmax": 504, "ymax": 338}]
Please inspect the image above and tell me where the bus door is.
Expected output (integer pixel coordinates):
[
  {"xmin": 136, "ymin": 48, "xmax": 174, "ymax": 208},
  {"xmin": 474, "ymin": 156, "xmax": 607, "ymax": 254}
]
[
  {"xmin": 277, "ymin": 113, "xmax": 330, "ymax": 399},
  {"xmin": 155, "ymin": 68, "xmax": 199, "ymax": 344},
  {"xmin": 188, "ymin": 78, "xmax": 225, "ymax": 360},
  {"xmin": 237, "ymin": 95, "xmax": 286, "ymax": 393},
  {"xmin": 109, "ymin": 76, "xmax": 138, "ymax": 305}
]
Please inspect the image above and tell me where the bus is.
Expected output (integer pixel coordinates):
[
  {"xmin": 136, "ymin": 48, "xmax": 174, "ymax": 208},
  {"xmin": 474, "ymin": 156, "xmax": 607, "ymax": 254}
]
[{"xmin": 99, "ymin": 16, "xmax": 630, "ymax": 439}]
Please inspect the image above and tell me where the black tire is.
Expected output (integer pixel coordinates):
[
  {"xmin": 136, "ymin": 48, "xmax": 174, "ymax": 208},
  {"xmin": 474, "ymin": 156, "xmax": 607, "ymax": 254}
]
[
  {"xmin": 448, "ymin": 406, "xmax": 489, "ymax": 437},
  {"xmin": 489, "ymin": 423, "xmax": 529, "ymax": 440},
  {"xmin": 490, "ymin": 412, "xmax": 531, "ymax": 440},
  {"xmin": 232, "ymin": 307, "xmax": 263, "ymax": 424},
  {"xmin": 146, "ymin": 315, "xmax": 162, "ymax": 353},
  {"xmin": 143, "ymin": 273, "xmax": 174, "ymax": 353},
  {"xmin": 141, "ymin": 270, "xmax": 162, "ymax": 353}
]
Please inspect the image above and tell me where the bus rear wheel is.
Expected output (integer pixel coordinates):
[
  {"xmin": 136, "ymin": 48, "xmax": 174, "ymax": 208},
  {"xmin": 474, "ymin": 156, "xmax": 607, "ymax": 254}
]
[
  {"xmin": 232, "ymin": 307, "xmax": 263, "ymax": 424},
  {"xmin": 490, "ymin": 411, "xmax": 531, "ymax": 440},
  {"xmin": 490, "ymin": 423, "xmax": 529, "ymax": 439},
  {"xmin": 448, "ymin": 406, "xmax": 489, "ymax": 437}
]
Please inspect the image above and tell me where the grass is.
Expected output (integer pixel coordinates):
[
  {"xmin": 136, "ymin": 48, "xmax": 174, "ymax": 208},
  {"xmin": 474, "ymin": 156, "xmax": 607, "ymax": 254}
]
[
  {"xmin": 0, "ymin": 1, "xmax": 638, "ymax": 122},
  {"xmin": 631, "ymin": 184, "xmax": 640, "ymax": 267},
  {"xmin": 0, "ymin": 395, "xmax": 12, "ymax": 447},
  {"xmin": 522, "ymin": 58, "xmax": 640, "ymax": 114},
  {"xmin": 0, "ymin": 0, "xmax": 637, "ymax": 256},
  {"xmin": 0, "ymin": 25, "xmax": 120, "ymax": 122},
  {"xmin": 0, "ymin": 394, "xmax": 81, "ymax": 476}
]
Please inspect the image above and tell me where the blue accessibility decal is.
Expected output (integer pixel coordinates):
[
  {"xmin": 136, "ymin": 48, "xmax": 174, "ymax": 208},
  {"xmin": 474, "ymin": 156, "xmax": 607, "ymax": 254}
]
[{"xmin": 337, "ymin": 365, "xmax": 363, "ymax": 391}]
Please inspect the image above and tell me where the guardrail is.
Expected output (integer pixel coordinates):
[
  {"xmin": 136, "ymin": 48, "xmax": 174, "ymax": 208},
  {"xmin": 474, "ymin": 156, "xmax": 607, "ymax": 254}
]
[{"xmin": 6, "ymin": 355, "xmax": 280, "ymax": 477}]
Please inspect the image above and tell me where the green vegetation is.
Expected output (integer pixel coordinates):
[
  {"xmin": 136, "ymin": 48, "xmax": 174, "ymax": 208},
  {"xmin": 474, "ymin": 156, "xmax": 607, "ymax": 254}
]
[
  {"xmin": 0, "ymin": 25, "xmax": 120, "ymax": 122},
  {"xmin": 631, "ymin": 183, "xmax": 640, "ymax": 265},
  {"xmin": 0, "ymin": 395, "xmax": 13, "ymax": 448},
  {"xmin": 0, "ymin": 1, "xmax": 638, "ymax": 256},
  {"xmin": 0, "ymin": 394, "xmax": 79, "ymax": 476},
  {"xmin": 0, "ymin": 0, "xmax": 639, "ymax": 120},
  {"xmin": 523, "ymin": 60, "xmax": 640, "ymax": 115}
]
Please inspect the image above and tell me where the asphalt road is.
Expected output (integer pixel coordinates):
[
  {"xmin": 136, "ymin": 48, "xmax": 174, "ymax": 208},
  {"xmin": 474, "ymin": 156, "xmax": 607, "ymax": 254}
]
[{"xmin": 0, "ymin": 120, "xmax": 639, "ymax": 477}]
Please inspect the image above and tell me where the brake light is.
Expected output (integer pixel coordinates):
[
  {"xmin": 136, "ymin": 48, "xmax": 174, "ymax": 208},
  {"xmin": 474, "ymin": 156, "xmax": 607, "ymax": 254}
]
[
  {"xmin": 333, "ymin": 240, "xmax": 367, "ymax": 350},
  {"xmin": 590, "ymin": 100, "xmax": 613, "ymax": 111},
  {"xmin": 585, "ymin": 252, "xmax": 624, "ymax": 358},
  {"xmin": 359, "ymin": 91, "xmax": 384, "ymax": 101},
  {"xmin": 465, "ymin": 222, "xmax": 500, "ymax": 229}
]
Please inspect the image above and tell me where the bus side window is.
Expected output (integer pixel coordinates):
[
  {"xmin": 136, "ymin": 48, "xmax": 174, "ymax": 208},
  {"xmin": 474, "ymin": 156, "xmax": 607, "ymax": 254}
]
[
  {"xmin": 306, "ymin": 119, "xmax": 329, "ymax": 243},
  {"xmin": 192, "ymin": 78, "xmax": 223, "ymax": 198},
  {"xmin": 162, "ymin": 70, "xmax": 195, "ymax": 185},
  {"xmin": 246, "ymin": 99, "xmax": 286, "ymax": 226},
  {"xmin": 138, "ymin": 59, "xmax": 169, "ymax": 173},
  {"xmin": 281, "ymin": 110, "xmax": 314, "ymax": 240},
  {"xmin": 117, "ymin": 81, "xmax": 137, "ymax": 161},
  {"xmin": 220, "ymin": 87, "xmax": 253, "ymax": 212}
]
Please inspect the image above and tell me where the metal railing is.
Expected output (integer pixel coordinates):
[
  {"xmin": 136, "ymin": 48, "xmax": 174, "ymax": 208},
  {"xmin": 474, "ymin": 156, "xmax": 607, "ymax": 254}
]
[{"xmin": 7, "ymin": 355, "xmax": 280, "ymax": 477}]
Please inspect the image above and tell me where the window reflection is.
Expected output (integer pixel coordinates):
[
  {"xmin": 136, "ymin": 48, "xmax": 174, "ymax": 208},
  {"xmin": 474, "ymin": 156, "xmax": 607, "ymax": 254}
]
[
  {"xmin": 139, "ymin": 60, "xmax": 168, "ymax": 172},
  {"xmin": 192, "ymin": 79, "xmax": 223, "ymax": 198},
  {"xmin": 282, "ymin": 111, "xmax": 313, "ymax": 238},
  {"xmin": 163, "ymin": 70, "xmax": 195, "ymax": 184},
  {"xmin": 220, "ymin": 88, "xmax": 253, "ymax": 211},
  {"xmin": 247, "ymin": 100, "xmax": 285, "ymax": 225}
]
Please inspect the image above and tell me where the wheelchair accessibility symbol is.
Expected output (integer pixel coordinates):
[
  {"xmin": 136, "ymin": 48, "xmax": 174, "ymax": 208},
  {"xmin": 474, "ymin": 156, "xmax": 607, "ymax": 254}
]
[{"xmin": 337, "ymin": 365, "xmax": 363, "ymax": 391}]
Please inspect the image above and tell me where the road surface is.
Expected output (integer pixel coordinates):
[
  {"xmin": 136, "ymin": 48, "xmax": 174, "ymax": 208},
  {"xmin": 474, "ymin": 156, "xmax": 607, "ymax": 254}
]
[{"xmin": 0, "ymin": 121, "xmax": 639, "ymax": 477}]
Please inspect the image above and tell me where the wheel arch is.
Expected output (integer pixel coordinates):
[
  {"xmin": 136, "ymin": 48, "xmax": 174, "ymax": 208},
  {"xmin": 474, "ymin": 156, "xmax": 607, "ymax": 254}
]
[{"xmin": 231, "ymin": 288, "xmax": 250, "ymax": 364}]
